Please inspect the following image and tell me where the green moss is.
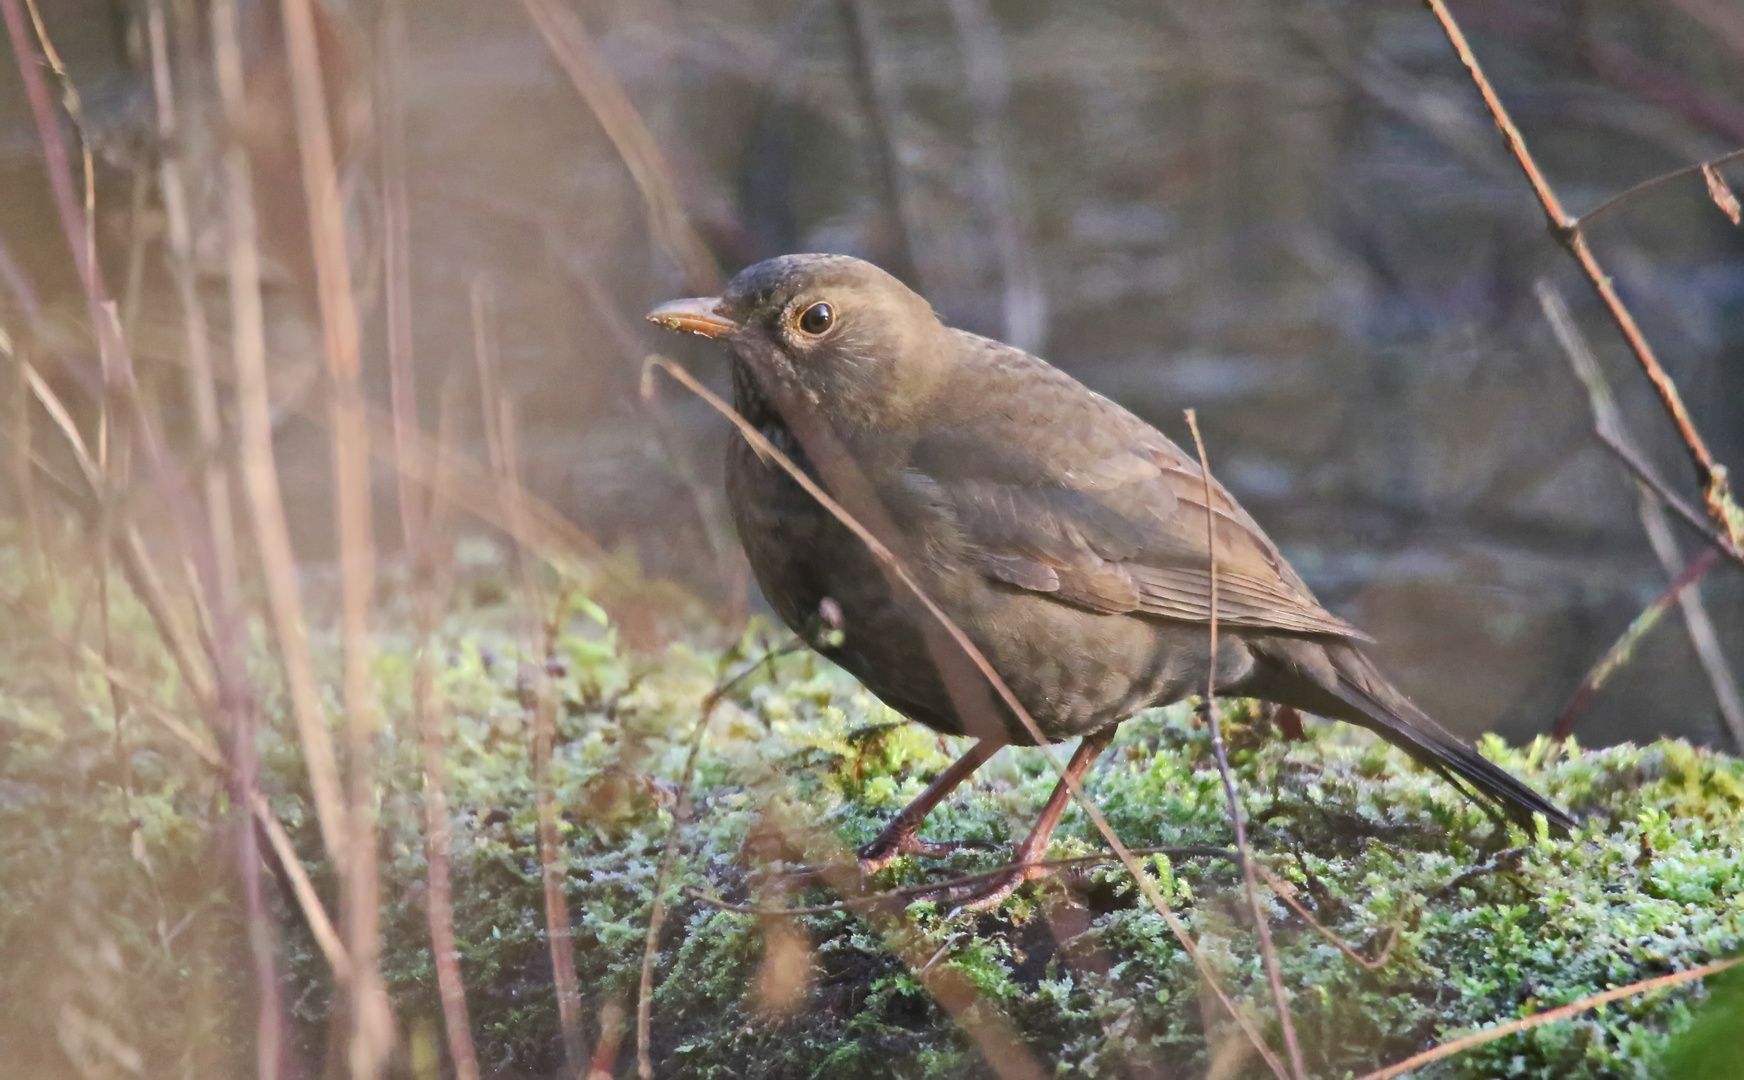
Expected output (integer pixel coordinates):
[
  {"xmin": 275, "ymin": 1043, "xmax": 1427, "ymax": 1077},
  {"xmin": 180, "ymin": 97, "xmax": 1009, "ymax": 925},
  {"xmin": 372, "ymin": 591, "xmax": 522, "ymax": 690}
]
[{"xmin": 1, "ymin": 542, "xmax": 1740, "ymax": 1078}]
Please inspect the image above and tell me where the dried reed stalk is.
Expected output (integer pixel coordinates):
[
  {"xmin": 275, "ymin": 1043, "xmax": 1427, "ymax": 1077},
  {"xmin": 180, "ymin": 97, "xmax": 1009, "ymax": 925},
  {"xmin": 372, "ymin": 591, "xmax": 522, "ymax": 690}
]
[
  {"xmin": 211, "ymin": 0, "xmax": 350, "ymax": 872},
  {"xmin": 945, "ymin": 0, "xmax": 1046, "ymax": 352},
  {"xmin": 470, "ymin": 282, "xmax": 588, "ymax": 1071},
  {"xmin": 144, "ymin": 0, "xmax": 241, "ymax": 605},
  {"xmin": 1186, "ymin": 410, "xmax": 1305, "ymax": 1080},
  {"xmin": 520, "ymin": 0, "xmax": 720, "ymax": 292},
  {"xmin": 4, "ymin": 3, "xmax": 284, "ymax": 1074},
  {"xmin": 380, "ymin": 6, "xmax": 482, "ymax": 1075},
  {"xmin": 280, "ymin": 0, "xmax": 393, "ymax": 1070}
]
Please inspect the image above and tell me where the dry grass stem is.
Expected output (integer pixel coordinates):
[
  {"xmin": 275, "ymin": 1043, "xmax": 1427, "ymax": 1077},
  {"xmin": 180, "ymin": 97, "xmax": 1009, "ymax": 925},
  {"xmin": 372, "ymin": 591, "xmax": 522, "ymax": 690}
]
[
  {"xmin": 8, "ymin": 600, "xmax": 357, "ymax": 985},
  {"xmin": 146, "ymin": 0, "xmax": 241, "ymax": 605},
  {"xmin": 572, "ymin": 270, "xmax": 744, "ymax": 609},
  {"xmin": 836, "ymin": 0, "xmax": 920, "ymax": 286},
  {"xmin": 211, "ymin": 0, "xmax": 350, "ymax": 871},
  {"xmin": 643, "ymin": 356, "xmax": 1291, "ymax": 1080},
  {"xmin": 945, "ymin": 0, "xmax": 1046, "ymax": 353},
  {"xmin": 1186, "ymin": 409, "xmax": 1305, "ymax": 1080},
  {"xmin": 280, "ymin": 0, "xmax": 394, "ymax": 1068},
  {"xmin": 1554, "ymin": 547, "xmax": 1725, "ymax": 740},
  {"xmin": 17, "ymin": 359, "xmax": 217, "ymax": 706},
  {"xmin": 19, "ymin": 0, "xmax": 97, "ymax": 351},
  {"xmin": 684, "ymin": 844, "xmax": 1241, "ymax": 916},
  {"xmin": 381, "ymin": 0, "xmax": 426, "ymax": 552},
  {"xmin": 365, "ymin": 401, "xmax": 609, "ymax": 573},
  {"xmin": 1251, "ymin": 862, "xmax": 1396, "ymax": 973},
  {"xmin": 1536, "ymin": 280, "xmax": 1744, "ymax": 745},
  {"xmin": 520, "ymin": 0, "xmax": 720, "ymax": 292},
  {"xmin": 472, "ymin": 279, "xmax": 587, "ymax": 1071},
  {"xmin": 0, "ymin": 12, "xmax": 287, "ymax": 1050},
  {"xmin": 381, "ymin": 12, "xmax": 481, "ymax": 1076},
  {"xmin": 1423, "ymin": 0, "xmax": 1743, "ymax": 548},
  {"xmin": 756, "ymin": 807, "xmax": 1055, "ymax": 1080},
  {"xmin": 1355, "ymin": 956, "xmax": 1743, "ymax": 1080},
  {"xmin": 635, "ymin": 639, "xmax": 801, "ymax": 1079}
]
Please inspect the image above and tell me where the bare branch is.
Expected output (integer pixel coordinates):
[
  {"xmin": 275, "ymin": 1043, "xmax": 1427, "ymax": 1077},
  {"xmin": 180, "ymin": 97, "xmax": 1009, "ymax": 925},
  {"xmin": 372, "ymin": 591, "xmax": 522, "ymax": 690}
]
[
  {"xmin": 1423, "ymin": 0, "xmax": 1743, "ymax": 549},
  {"xmin": 1356, "ymin": 956, "xmax": 1742, "ymax": 1080}
]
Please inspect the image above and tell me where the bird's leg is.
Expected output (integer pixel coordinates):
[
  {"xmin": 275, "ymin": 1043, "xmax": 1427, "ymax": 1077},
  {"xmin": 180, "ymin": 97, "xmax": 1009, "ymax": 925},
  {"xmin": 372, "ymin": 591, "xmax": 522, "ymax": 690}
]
[
  {"xmin": 858, "ymin": 739, "xmax": 1003, "ymax": 873},
  {"xmin": 952, "ymin": 726, "xmax": 1117, "ymax": 912}
]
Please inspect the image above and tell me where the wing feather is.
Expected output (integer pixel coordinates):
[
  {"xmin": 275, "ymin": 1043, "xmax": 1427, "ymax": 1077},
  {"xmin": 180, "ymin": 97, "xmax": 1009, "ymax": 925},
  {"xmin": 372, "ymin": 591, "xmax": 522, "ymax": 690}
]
[{"xmin": 897, "ymin": 336, "xmax": 1369, "ymax": 641}]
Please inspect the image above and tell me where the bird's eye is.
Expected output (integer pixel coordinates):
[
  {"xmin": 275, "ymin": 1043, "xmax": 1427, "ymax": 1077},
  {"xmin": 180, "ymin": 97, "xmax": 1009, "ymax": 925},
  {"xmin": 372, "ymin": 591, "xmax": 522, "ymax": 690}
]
[{"xmin": 797, "ymin": 301, "xmax": 835, "ymax": 336}]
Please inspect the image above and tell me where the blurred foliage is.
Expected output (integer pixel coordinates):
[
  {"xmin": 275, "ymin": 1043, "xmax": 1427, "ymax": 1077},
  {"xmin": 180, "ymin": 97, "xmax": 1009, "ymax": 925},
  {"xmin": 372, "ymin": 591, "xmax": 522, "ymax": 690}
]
[{"xmin": 1, "ymin": 533, "xmax": 1741, "ymax": 1079}]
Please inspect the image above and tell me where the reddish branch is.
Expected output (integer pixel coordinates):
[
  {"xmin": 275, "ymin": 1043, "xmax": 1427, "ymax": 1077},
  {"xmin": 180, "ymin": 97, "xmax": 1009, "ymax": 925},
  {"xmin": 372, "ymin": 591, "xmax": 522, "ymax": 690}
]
[{"xmin": 1423, "ymin": 0, "xmax": 1743, "ymax": 551}]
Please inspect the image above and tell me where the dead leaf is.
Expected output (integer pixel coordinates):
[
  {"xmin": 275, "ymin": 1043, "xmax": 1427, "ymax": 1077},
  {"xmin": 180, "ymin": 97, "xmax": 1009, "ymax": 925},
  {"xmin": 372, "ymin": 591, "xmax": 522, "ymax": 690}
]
[{"xmin": 1703, "ymin": 164, "xmax": 1742, "ymax": 225}]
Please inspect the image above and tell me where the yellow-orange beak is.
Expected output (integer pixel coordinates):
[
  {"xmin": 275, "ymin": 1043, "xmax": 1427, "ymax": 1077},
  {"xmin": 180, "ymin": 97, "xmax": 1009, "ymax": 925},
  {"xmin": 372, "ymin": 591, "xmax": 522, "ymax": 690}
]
[{"xmin": 645, "ymin": 297, "xmax": 739, "ymax": 339}]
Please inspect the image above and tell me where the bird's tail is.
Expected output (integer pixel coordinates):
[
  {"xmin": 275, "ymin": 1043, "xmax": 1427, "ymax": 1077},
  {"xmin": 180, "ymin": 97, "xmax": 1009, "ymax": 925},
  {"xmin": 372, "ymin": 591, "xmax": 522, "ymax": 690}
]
[{"xmin": 1320, "ymin": 645, "xmax": 1575, "ymax": 834}]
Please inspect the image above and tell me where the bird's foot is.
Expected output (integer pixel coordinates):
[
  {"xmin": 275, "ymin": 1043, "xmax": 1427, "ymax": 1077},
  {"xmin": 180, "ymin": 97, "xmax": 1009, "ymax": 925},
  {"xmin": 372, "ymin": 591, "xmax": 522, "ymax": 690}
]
[{"xmin": 857, "ymin": 830, "xmax": 980, "ymax": 874}]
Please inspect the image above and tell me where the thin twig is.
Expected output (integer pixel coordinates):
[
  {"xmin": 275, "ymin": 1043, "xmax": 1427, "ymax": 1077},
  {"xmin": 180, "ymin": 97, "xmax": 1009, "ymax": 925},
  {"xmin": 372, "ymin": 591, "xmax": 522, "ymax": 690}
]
[
  {"xmin": 5, "ymin": 591, "xmax": 356, "ymax": 984},
  {"xmin": 1593, "ymin": 426, "xmax": 1744, "ymax": 570},
  {"xmin": 279, "ymin": 0, "xmax": 392, "ymax": 1070},
  {"xmin": 1355, "ymin": 956, "xmax": 1743, "ymax": 1080},
  {"xmin": 1573, "ymin": 147, "xmax": 1744, "ymax": 231},
  {"xmin": 685, "ymin": 845, "xmax": 1242, "ymax": 916},
  {"xmin": 1251, "ymin": 862, "xmax": 1396, "ymax": 973},
  {"xmin": 145, "ymin": 0, "xmax": 242, "ymax": 607},
  {"xmin": 944, "ymin": 0, "xmax": 1046, "ymax": 352},
  {"xmin": 637, "ymin": 639, "xmax": 800, "ymax": 1079},
  {"xmin": 643, "ymin": 356, "xmax": 1290, "ymax": 1080},
  {"xmin": 570, "ymin": 267, "xmax": 746, "ymax": 612},
  {"xmin": 836, "ymin": 0, "xmax": 921, "ymax": 286},
  {"xmin": 1422, "ymin": 0, "xmax": 1742, "ymax": 549},
  {"xmin": 1186, "ymin": 410, "xmax": 1305, "ymax": 1080},
  {"xmin": 1536, "ymin": 280, "xmax": 1744, "ymax": 745},
  {"xmin": 467, "ymin": 276, "xmax": 588, "ymax": 1070},
  {"xmin": 211, "ymin": 0, "xmax": 349, "ymax": 870},
  {"xmin": 1553, "ymin": 547, "xmax": 1724, "ymax": 740},
  {"xmin": 520, "ymin": 0, "xmax": 719, "ymax": 292},
  {"xmin": 382, "ymin": 8, "xmax": 480, "ymax": 1072}
]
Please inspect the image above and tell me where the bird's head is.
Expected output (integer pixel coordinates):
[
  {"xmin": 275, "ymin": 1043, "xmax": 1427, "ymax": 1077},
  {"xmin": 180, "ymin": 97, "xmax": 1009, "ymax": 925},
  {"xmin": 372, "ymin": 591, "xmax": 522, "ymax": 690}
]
[{"xmin": 646, "ymin": 254, "xmax": 948, "ymax": 431}]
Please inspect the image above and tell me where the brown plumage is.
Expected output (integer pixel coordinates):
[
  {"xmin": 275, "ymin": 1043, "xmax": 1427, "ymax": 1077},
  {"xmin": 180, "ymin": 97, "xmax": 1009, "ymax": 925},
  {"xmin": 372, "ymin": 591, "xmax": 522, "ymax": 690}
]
[{"xmin": 649, "ymin": 254, "xmax": 1572, "ymax": 896}]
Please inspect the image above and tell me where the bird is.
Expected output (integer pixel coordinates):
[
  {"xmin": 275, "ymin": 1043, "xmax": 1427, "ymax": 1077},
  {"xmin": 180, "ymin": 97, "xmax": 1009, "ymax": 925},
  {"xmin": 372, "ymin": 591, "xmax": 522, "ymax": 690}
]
[{"xmin": 647, "ymin": 253, "xmax": 1574, "ymax": 908}]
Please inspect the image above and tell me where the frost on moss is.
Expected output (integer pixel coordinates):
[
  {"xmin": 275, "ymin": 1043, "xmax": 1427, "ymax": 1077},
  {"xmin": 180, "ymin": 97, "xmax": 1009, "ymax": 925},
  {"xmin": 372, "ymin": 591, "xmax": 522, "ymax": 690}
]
[
  {"xmin": 1, "ymin": 547, "xmax": 1740, "ymax": 1079},
  {"xmin": 361, "ymin": 572, "xmax": 1744, "ymax": 1079}
]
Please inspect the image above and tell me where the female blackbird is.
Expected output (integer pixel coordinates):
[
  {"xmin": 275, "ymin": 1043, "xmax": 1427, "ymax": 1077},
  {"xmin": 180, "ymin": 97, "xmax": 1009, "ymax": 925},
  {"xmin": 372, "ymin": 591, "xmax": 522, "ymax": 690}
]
[{"xmin": 649, "ymin": 254, "xmax": 1572, "ymax": 906}]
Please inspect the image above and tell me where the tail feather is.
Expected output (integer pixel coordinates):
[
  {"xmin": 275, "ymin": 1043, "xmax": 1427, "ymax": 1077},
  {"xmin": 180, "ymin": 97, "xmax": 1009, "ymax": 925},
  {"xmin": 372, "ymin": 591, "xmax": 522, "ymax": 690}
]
[{"xmin": 1325, "ymin": 650, "xmax": 1576, "ymax": 834}]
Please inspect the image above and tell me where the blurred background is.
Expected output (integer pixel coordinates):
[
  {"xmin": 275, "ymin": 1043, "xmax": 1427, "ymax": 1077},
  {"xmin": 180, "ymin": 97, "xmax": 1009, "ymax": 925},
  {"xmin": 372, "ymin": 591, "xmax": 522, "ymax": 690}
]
[{"xmin": 3, "ymin": 0, "xmax": 1742, "ymax": 751}]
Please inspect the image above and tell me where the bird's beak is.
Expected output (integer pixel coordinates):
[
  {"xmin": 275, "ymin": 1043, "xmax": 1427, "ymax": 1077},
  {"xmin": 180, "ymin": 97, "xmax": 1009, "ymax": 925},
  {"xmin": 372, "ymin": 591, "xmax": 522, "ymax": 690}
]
[{"xmin": 645, "ymin": 297, "xmax": 739, "ymax": 339}]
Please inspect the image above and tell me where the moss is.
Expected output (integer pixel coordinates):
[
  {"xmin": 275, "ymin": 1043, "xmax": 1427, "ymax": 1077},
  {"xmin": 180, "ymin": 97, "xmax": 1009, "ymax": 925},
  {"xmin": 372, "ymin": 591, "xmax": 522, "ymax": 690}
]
[{"xmin": 1, "ymin": 543, "xmax": 1740, "ymax": 1078}]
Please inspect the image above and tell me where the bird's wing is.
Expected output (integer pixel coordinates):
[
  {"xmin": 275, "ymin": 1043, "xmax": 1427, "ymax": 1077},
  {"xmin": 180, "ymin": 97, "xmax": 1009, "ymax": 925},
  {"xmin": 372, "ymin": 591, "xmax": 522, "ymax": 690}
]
[{"xmin": 896, "ymin": 341, "xmax": 1368, "ymax": 640}]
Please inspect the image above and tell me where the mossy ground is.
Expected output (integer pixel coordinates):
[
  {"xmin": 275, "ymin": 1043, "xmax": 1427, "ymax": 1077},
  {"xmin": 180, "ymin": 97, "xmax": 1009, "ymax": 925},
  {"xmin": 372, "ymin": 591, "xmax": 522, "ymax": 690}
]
[{"xmin": 2, "ymin": 540, "xmax": 1741, "ymax": 1078}]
